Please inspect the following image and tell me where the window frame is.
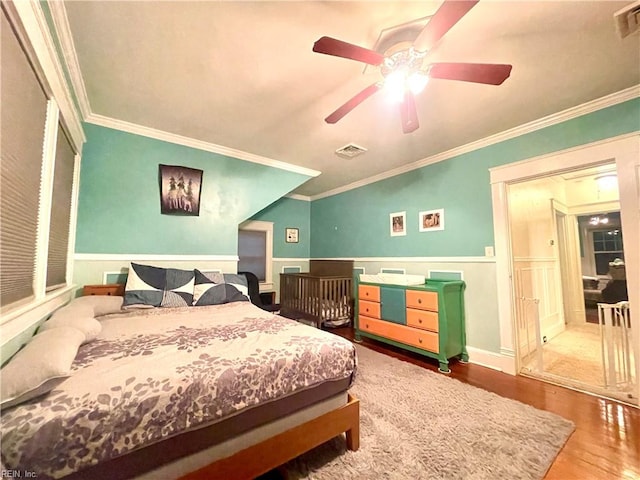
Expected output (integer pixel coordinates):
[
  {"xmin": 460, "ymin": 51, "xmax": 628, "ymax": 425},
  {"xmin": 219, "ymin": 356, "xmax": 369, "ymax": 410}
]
[
  {"xmin": 591, "ymin": 228, "xmax": 624, "ymax": 276},
  {"xmin": 238, "ymin": 220, "xmax": 273, "ymax": 292}
]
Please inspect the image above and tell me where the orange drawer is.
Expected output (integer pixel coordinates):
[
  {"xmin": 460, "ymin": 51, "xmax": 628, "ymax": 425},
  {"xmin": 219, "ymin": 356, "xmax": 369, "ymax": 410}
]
[
  {"xmin": 359, "ymin": 300, "xmax": 381, "ymax": 319},
  {"xmin": 406, "ymin": 289, "xmax": 438, "ymax": 311},
  {"xmin": 359, "ymin": 284, "xmax": 380, "ymax": 302},
  {"xmin": 406, "ymin": 308, "xmax": 439, "ymax": 332},
  {"xmin": 359, "ymin": 317, "xmax": 439, "ymax": 354}
]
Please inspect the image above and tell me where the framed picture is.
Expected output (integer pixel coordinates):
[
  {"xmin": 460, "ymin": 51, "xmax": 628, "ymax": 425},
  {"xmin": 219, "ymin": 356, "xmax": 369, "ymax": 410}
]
[
  {"xmin": 285, "ymin": 227, "xmax": 299, "ymax": 243},
  {"xmin": 390, "ymin": 211, "xmax": 406, "ymax": 236},
  {"xmin": 159, "ymin": 164, "xmax": 203, "ymax": 216},
  {"xmin": 419, "ymin": 208, "xmax": 444, "ymax": 232}
]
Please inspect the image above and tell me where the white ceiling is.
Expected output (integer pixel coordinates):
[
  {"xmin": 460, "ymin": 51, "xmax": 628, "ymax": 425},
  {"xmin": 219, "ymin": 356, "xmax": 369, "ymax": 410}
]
[{"xmin": 61, "ymin": 1, "xmax": 640, "ymax": 197}]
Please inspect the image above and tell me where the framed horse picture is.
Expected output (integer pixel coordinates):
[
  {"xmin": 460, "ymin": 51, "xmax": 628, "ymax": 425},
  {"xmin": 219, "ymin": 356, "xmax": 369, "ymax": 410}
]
[{"xmin": 159, "ymin": 164, "xmax": 203, "ymax": 216}]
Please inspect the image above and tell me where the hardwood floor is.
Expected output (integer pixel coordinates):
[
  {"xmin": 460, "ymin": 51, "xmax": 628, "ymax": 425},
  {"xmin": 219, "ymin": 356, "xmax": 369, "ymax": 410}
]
[{"xmin": 329, "ymin": 326, "xmax": 640, "ymax": 480}]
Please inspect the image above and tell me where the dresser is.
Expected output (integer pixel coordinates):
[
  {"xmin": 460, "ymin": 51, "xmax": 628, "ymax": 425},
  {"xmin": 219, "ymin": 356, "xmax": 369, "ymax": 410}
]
[{"xmin": 355, "ymin": 278, "xmax": 467, "ymax": 372}]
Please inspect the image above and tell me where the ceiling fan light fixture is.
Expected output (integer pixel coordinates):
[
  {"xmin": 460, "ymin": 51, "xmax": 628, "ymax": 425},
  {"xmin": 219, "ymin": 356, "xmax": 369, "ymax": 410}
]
[
  {"xmin": 589, "ymin": 215, "xmax": 610, "ymax": 225},
  {"xmin": 383, "ymin": 68, "xmax": 428, "ymax": 102},
  {"xmin": 311, "ymin": 0, "xmax": 508, "ymax": 132},
  {"xmin": 595, "ymin": 174, "xmax": 618, "ymax": 190},
  {"xmin": 383, "ymin": 69, "xmax": 409, "ymax": 102},
  {"xmin": 407, "ymin": 71, "xmax": 429, "ymax": 94}
]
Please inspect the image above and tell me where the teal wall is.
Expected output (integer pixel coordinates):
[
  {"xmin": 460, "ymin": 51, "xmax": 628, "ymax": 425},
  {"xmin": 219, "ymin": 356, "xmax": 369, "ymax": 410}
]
[
  {"xmin": 251, "ymin": 197, "xmax": 311, "ymax": 258},
  {"xmin": 75, "ymin": 124, "xmax": 313, "ymax": 254},
  {"xmin": 310, "ymin": 99, "xmax": 640, "ymax": 258}
]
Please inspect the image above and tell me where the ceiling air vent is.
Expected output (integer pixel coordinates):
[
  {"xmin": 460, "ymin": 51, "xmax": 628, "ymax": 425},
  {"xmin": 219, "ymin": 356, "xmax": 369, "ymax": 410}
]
[
  {"xmin": 614, "ymin": 1, "xmax": 640, "ymax": 39},
  {"xmin": 335, "ymin": 143, "xmax": 367, "ymax": 159}
]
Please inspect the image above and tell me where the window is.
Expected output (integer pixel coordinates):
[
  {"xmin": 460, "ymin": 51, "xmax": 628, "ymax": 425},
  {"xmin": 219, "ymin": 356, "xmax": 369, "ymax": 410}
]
[
  {"xmin": 1, "ymin": 6, "xmax": 78, "ymax": 314},
  {"xmin": 1, "ymin": 9, "xmax": 49, "ymax": 309},
  {"xmin": 238, "ymin": 221, "xmax": 273, "ymax": 289},
  {"xmin": 46, "ymin": 126, "xmax": 76, "ymax": 290},
  {"xmin": 592, "ymin": 229, "xmax": 624, "ymax": 275},
  {"xmin": 238, "ymin": 230, "xmax": 267, "ymax": 281}
]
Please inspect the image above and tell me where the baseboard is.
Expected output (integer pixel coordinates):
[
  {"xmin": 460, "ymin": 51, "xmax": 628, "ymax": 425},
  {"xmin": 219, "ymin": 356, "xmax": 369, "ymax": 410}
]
[{"xmin": 467, "ymin": 346, "xmax": 517, "ymax": 375}]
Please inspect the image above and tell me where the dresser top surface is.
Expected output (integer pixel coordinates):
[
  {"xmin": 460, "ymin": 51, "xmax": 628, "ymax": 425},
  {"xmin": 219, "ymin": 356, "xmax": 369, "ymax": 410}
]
[{"xmin": 358, "ymin": 279, "xmax": 464, "ymax": 292}]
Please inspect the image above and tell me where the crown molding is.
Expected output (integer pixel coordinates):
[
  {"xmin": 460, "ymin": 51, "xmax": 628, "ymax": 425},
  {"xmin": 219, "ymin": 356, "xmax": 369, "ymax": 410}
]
[
  {"xmin": 9, "ymin": 0, "xmax": 86, "ymax": 150},
  {"xmin": 47, "ymin": 0, "xmax": 91, "ymax": 119},
  {"xmin": 85, "ymin": 113, "xmax": 321, "ymax": 178},
  {"xmin": 489, "ymin": 132, "xmax": 638, "ymax": 184},
  {"xmin": 311, "ymin": 85, "xmax": 640, "ymax": 201},
  {"xmin": 286, "ymin": 193, "xmax": 312, "ymax": 202}
]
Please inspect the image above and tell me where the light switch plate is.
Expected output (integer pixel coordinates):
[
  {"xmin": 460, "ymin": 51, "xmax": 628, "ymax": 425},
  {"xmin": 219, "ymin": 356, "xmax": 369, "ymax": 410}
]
[{"xmin": 485, "ymin": 246, "xmax": 495, "ymax": 257}]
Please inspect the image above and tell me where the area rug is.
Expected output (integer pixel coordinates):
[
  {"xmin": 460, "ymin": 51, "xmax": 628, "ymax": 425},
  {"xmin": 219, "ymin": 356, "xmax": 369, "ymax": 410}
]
[{"xmin": 283, "ymin": 345, "xmax": 575, "ymax": 480}]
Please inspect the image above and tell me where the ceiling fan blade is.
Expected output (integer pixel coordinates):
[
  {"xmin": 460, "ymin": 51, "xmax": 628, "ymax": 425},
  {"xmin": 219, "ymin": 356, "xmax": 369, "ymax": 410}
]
[
  {"xmin": 313, "ymin": 36, "xmax": 385, "ymax": 66},
  {"xmin": 325, "ymin": 83, "xmax": 381, "ymax": 124},
  {"xmin": 428, "ymin": 62, "xmax": 512, "ymax": 85},
  {"xmin": 413, "ymin": 0, "xmax": 479, "ymax": 52},
  {"xmin": 400, "ymin": 91, "xmax": 419, "ymax": 134}
]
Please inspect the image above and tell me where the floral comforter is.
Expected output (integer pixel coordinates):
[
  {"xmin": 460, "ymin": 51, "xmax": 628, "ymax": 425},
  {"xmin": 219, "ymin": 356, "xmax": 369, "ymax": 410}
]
[{"xmin": 0, "ymin": 302, "xmax": 357, "ymax": 479}]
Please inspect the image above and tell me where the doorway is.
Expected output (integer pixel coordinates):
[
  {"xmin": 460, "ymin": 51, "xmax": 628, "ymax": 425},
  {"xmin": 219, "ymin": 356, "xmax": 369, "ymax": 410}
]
[
  {"xmin": 490, "ymin": 135, "xmax": 639, "ymax": 405},
  {"xmin": 509, "ymin": 170, "xmax": 633, "ymax": 401}
]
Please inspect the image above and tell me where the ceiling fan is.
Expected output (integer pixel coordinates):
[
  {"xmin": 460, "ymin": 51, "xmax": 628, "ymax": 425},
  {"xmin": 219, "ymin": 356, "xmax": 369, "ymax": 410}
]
[{"xmin": 312, "ymin": 0, "xmax": 512, "ymax": 133}]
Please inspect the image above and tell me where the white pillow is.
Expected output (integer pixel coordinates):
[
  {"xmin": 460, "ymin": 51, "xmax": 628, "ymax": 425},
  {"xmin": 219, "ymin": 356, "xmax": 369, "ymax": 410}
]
[
  {"xmin": 63, "ymin": 295, "xmax": 125, "ymax": 317},
  {"xmin": 0, "ymin": 326, "xmax": 85, "ymax": 409},
  {"xmin": 39, "ymin": 315, "xmax": 102, "ymax": 344}
]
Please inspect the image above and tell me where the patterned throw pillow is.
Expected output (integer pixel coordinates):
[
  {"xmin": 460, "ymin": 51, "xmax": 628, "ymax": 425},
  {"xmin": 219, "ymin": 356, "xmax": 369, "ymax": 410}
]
[
  {"xmin": 123, "ymin": 263, "xmax": 166, "ymax": 308},
  {"xmin": 192, "ymin": 270, "xmax": 248, "ymax": 306},
  {"xmin": 123, "ymin": 263, "xmax": 195, "ymax": 309},
  {"xmin": 222, "ymin": 273, "xmax": 250, "ymax": 298},
  {"xmin": 160, "ymin": 268, "xmax": 195, "ymax": 307}
]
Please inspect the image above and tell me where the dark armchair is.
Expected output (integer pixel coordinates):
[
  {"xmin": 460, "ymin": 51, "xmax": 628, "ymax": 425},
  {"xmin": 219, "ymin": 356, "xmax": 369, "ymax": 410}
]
[{"xmin": 238, "ymin": 271, "xmax": 280, "ymax": 313}]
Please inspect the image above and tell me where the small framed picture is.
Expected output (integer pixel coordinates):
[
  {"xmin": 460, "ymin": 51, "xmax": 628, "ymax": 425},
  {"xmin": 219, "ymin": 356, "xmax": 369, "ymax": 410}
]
[
  {"xmin": 390, "ymin": 211, "xmax": 406, "ymax": 236},
  {"xmin": 419, "ymin": 209, "xmax": 444, "ymax": 232},
  {"xmin": 285, "ymin": 227, "xmax": 299, "ymax": 243}
]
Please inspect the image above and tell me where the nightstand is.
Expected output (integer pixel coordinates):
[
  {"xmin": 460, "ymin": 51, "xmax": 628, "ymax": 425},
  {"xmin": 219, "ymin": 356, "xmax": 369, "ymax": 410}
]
[{"xmin": 82, "ymin": 284, "xmax": 125, "ymax": 296}]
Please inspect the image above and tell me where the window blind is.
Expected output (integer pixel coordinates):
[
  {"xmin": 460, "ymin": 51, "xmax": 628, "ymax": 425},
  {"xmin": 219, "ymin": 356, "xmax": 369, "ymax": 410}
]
[
  {"xmin": 238, "ymin": 230, "xmax": 267, "ymax": 281},
  {"xmin": 0, "ymin": 9, "xmax": 48, "ymax": 308},
  {"xmin": 46, "ymin": 126, "xmax": 75, "ymax": 289}
]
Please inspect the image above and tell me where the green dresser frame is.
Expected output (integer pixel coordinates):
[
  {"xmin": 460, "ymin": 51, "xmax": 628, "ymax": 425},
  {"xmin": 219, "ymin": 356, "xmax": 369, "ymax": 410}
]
[{"xmin": 354, "ymin": 277, "xmax": 468, "ymax": 373}]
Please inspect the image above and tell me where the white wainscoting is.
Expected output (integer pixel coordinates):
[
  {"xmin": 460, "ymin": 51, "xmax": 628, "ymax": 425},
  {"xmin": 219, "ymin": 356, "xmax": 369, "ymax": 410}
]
[
  {"xmin": 513, "ymin": 257, "xmax": 565, "ymax": 356},
  {"xmin": 73, "ymin": 254, "xmax": 240, "ymax": 293}
]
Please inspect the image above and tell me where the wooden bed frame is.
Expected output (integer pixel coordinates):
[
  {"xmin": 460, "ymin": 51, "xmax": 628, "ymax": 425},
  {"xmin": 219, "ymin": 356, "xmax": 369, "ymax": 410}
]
[
  {"xmin": 280, "ymin": 260, "xmax": 354, "ymax": 328},
  {"xmin": 180, "ymin": 394, "xmax": 360, "ymax": 480}
]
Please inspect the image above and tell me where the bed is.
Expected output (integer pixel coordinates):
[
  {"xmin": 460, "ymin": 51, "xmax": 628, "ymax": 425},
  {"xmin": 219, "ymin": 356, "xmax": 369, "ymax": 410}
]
[
  {"xmin": 0, "ymin": 268, "xmax": 359, "ymax": 480},
  {"xmin": 279, "ymin": 260, "xmax": 354, "ymax": 329}
]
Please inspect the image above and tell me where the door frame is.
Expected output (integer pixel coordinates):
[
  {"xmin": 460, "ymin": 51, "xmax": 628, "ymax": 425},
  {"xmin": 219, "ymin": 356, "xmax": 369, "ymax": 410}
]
[
  {"xmin": 489, "ymin": 133, "xmax": 639, "ymax": 402},
  {"xmin": 551, "ymin": 200, "xmax": 584, "ymax": 325}
]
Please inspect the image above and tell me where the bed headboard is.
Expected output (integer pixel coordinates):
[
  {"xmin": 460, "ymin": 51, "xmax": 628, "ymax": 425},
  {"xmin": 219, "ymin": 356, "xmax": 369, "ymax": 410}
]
[{"xmin": 308, "ymin": 260, "xmax": 354, "ymax": 277}]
